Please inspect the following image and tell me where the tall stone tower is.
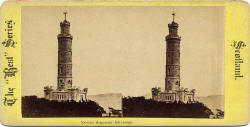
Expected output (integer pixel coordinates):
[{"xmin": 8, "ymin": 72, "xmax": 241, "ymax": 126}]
[
  {"xmin": 152, "ymin": 13, "xmax": 195, "ymax": 103},
  {"xmin": 165, "ymin": 13, "xmax": 181, "ymax": 92},
  {"xmin": 44, "ymin": 11, "xmax": 88, "ymax": 102},
  {"xmin": 57, "ymin": 12, "xmax": 73, "ymax": 90}
]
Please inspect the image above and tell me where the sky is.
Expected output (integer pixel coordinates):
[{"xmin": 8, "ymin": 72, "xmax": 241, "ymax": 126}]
[{"xmin": 22, "ymin": 6, "xmax": 224, "ymax": 97}]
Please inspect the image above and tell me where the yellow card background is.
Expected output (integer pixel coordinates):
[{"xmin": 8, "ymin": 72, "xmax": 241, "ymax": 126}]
[{"xmin": 0, "ymin": 1, "xmax": 249, "ymax": 126}]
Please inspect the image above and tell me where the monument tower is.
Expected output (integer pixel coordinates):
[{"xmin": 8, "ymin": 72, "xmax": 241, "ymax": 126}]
[
  {"xmin": 151, "ymin": 13, "xmax": 195, "ymax": 103},
  {"xmin": 57, "ymin": 12, "xmax": 73, "ymax": 90},
  {"xmin": 165, "ymin": 12, "xmax": 181, "ymax": 92},
  {"xmin": 44, "ymin": 12, "xmax": 87, "ymax": 102}
]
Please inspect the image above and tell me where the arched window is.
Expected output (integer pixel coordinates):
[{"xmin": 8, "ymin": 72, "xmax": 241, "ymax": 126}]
[
  {"xmin": 168, "ymin": 68, "xmax": 171, "ymax": 75},
  {"xmin": 176, "ymin": 81, "xmax": 179, "ymax": 85},
  {"xmin": 59, "ymin": 78, "xmax": 64, "ymax": 83},
  {"xmin": 68, "ymin": 80, "xmax": 72, "ymax": 85},
  {"xmin": 59, "ymin": 66, "xmax": 63, "ymax": 74}
]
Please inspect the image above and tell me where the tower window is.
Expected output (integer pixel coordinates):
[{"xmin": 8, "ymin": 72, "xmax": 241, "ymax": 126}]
[
  {"xmin": 59, "ymin": 79, "xmax": 64, "ymax": 83},
  {"xmin": 176, "ymin": 81, "xmax": 179, "ymax": 85},
  {"xmin": 68, "ymin": 80, "xmax": 72, "ymax": 85},
  {"xmin": 59, "ymin": 67, "xmax": 63, "ymax": 74}
]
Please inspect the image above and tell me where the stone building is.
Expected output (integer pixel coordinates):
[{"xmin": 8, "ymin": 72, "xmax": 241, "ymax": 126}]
[
  {"xmin": 44, "ymin": 12, "xmax": 88, "ymax": 102},
  {"xmin": 152, "ymin": 13, "xmax": 195, "ymax": 103}
]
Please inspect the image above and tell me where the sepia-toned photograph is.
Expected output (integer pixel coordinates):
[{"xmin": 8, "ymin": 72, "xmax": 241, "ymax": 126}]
[{"xmin": 21, "ymin": 6, "xmax": 224, "ymax": 118}]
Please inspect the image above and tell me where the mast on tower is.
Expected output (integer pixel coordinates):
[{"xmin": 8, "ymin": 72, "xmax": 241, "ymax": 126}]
[
  {"xmin": 64, "ymin": 11, "xmax": 67, "ymax": 21},
  {"xmin": 172, "ymin": 12, "xmax": 175, "ymax": 22}
]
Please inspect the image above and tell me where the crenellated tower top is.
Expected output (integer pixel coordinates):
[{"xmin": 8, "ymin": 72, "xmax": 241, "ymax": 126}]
[
  {"xmin": 166, "ymin": 12, "xmax": 181, "ymax": 40},
  {"xmin": 58, "ymin": 11, "xmax": 72, "ymax": 39}
]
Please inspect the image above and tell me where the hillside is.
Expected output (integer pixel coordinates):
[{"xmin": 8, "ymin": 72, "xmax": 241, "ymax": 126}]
[
  {"xmin": 123, "ymin": 96, "xmax": 213, "ymax": 118},
  {"xmin": 22, "ymin": 96, "xmax": 105, "ymax": 117}
]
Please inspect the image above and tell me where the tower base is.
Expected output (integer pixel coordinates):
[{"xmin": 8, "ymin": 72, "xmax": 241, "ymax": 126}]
[
  {"xmin": 152, "ymin": 87, "xmax": 195, "ymax": 103},
  {"xmin": 44, "ymin": 86, "xmax": 88, "ymax": 102}
]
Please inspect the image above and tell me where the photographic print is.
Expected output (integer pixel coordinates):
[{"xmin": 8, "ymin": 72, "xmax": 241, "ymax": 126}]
[{"xmin": 21, "ymin": 6, "xmax": 224, "ymax": 118}]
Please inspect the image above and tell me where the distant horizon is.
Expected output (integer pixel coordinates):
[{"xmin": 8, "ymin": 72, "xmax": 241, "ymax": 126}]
[{"xmin": 23, "ymin": 92, "xmax": 224, "ymax": 98}]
